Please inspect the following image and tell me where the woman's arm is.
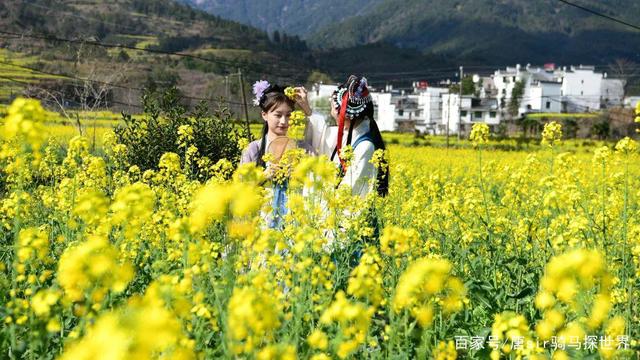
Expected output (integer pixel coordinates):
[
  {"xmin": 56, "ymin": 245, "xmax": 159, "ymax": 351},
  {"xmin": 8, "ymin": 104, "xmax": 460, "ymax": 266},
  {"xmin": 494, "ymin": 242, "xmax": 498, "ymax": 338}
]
[
  {"xmin": 293, "ymin": 87, "xmax": 312, "ymax": 116},
  {"xmin": 240, "ymin": 140, "xmax": 260, "ymax": 164}
]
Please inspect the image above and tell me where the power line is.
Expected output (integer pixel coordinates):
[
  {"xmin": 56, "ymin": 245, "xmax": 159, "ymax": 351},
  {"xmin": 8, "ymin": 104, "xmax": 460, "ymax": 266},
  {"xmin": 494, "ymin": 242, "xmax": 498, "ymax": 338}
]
[
  {"xmin": 0, "ymin": 30, "xmax": 245, "ymax": 70},
  {"xmin": 6, "ymin": 1, "xmax": 639, "ymax": 85},
  {"xmin": 3, "ymin": 3, "xmax": 312, "ymax": 85},
  {"xmin": 0, "ymin": 59, "xmax": 248, "ymax": 106},
  {"xmin": 556, "ymin": 0, "xmax": 640, "ymax": 31},
  {"xmin": 0, "ymin": 71, "xmax": 250, "ymax": 111},
  {"xmin": 0, "ymin": 30, "xmax": 309, "ymax": 84},
  {"xmin": 2, "ymin": 30, "xmax": 628, "ymax": 89},
  {"xmin": 0, "ymin": 73, "xmax": 143, "ymax": 109},
  {"xmin": 0, "ymin": 10, "xmax": 492, "ymax": 108}
]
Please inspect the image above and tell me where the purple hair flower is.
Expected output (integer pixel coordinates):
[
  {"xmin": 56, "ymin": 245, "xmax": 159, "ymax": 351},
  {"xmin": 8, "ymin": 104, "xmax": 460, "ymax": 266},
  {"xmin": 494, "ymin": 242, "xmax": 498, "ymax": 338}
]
[{"xmin": 252, "ymin": 80, "xmax": 270, "ymax": 106}]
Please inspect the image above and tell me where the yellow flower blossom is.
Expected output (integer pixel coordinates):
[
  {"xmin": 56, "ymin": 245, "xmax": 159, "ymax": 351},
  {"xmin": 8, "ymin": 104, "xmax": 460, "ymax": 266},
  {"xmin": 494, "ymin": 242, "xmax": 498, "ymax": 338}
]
[
  {"xmin": 469, "ymin": 123, "xmax": 490, "ymax": 146},
  {"xmin": 57, "ymin": 235, "xmax": 133, "ymax": 303},
  {"xmin": 541, "ymin": 121, "xmax": 562, "ymax": 147}
]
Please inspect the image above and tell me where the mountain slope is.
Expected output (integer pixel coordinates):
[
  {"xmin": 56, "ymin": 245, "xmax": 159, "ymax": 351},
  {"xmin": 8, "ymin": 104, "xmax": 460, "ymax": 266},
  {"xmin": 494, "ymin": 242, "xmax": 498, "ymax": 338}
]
[
  {"xmin": 177, "ymin": 0, "xmax": 385, "ymax": 37},
  {"xmin": 0, "ymin": 0, "xmax": 318, "ymax": 111},
  {"xmin": 181, "ymin": 0, "xmax": 640, "ymax": 65},
  {"xmin": 309, "ymin": 0, "xmax": 640, "ymax": 64}
]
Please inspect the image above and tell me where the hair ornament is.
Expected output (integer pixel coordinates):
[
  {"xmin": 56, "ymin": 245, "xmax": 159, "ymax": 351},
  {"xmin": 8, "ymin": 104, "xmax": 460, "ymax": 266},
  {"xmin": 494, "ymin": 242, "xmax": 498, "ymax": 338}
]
[{"xmin": 252, "ymin": 80, "xmax": 271, "ymax": 106}]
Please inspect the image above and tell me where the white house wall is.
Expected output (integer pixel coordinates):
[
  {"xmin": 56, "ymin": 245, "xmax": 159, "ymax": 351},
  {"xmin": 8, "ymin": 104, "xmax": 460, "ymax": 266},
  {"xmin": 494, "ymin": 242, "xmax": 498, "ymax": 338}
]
[
  {"xmin": 601, "ymin": 79, "xmax": 625, "ymax": 106},
  {"xmin": 540, "ymin": 82, "xmax": 563, "ymax": 113},
  {"xmin": 371, "ymin": 92, "xmax": 396, "ymax": 132},
  {"xmin": 561, "ymin": 68, "xmax": 602, "ymax": 111}
]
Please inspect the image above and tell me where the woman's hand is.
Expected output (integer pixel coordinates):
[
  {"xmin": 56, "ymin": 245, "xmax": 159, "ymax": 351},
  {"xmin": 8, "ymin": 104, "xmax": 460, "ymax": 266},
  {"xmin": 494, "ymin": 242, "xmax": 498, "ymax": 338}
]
[
  {"xmin": 293, "ymin": 86, "xmax": 312, "ymax": 116},
  {"xmin": 330, "ymin": 100, "xmax": 338, "ymax": 121},
  {"xmin": 264, "ymin": 162, "xmax": 281, "ymax": 180}
]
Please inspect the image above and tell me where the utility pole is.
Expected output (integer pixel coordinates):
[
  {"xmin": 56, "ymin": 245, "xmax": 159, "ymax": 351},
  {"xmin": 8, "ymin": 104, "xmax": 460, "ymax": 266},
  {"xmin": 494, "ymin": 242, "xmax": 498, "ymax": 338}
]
[
  {"xmin": 458, "ymin": 66, "xmax": 463, "ymax": 140},
  {"xmin": 225, "ymin": 75, "xmax": 229, "ymax": 100},
  {"xmin": 446, "ymin": 94, "xmax": 450, "ymax": 148},
  {"xmin": 238, "ymin": 68, "xmax": 251, "ymax": 138}
]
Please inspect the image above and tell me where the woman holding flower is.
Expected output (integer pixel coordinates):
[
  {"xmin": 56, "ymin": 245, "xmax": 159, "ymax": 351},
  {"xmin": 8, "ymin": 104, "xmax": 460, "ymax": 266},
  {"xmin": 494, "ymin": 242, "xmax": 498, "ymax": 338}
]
[{"xmin": 240, "ymin": 81, "xmax": 311, "ymax": 228}]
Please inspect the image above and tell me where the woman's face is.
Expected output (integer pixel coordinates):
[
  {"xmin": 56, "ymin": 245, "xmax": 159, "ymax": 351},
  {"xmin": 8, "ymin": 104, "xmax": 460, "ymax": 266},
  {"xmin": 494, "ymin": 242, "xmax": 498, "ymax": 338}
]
[{"xmin": 262, "ymin": 101, "xmax": 292, "ymax": 138}]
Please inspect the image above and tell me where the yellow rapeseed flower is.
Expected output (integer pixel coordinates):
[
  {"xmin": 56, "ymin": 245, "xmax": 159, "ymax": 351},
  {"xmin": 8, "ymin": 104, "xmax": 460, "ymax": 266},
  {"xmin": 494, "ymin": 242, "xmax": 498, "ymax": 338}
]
[
  {"xmin": 393, "ymin": 257, "xmax": 466, "ymax": 327},
  {"xmin": 541, "ymin": 121, "xmax": 562, "ymax": 147},
  {"xmin": 469, "ymin": 123, "xmax": 490, "ymax": 146},
  {"xmin": 284, "ymin": 87, "xmax": 296, "ymax": 100},
  {"xmin": 57, "ymin": 235, "xmax": 133, "ymax": 303}
]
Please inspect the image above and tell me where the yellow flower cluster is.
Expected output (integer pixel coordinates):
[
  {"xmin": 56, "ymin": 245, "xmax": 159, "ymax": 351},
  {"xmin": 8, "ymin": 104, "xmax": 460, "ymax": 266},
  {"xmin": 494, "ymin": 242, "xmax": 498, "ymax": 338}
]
[
  {"xmin": 110, "ymin": 182, "xmax": 155, "ymax": 237},
  {"xmin": 339, "ymin": 144, "xmax": 354, "ymax": 168},
  {"xmin": 533, "ymin": 248, "xmax": 631, "ymax": 359},
  {"xmin": 635, "ymin": 101, "xmax": 640, "ymax": 132},
  {"xmin": 16, "ymin": 226, "xmax": 50, "ymax": 265},
  {"xmin": 290, "ymin": 154, "xmax": 335, "ymax": 188},
  {"xmin": 347, "ymin": 246, "xmax": 385, "ymax": 308},
  {"xmin": 541, "ymin": 121, "xmax": 563, "ymax": 147},
  {"xmin": 177, "ymin": 124, "xmax": 194, "ymax": 149},
  {"xmin": 31, "ymin": 289, "xmax": 60, "ymax": 318},
  {"xmin": 379, "ymin": 225, "xmax": 420, "ymax": 258},
  {"xmin": 318, "ymin": 291, "xmax": 374, "ymax": 359},
  {"xmin": 227, "ymin": 273, "xmax": 283, "ymax": 356},
  {"xmin": 5, "ymin": 226, "xmax": 55, "ymax": 327},
  {"xmin": 60, "ymin": 280, "xmax": 195, "ymax": 360},
  {"xmin": 290, "ymin": 110, "xmax": 306, "ymax": 127},
  {"xmin": 592, "ymin": 145, "xmax": 611, "ymax": 164},
  {"xmin": 1, "ymin": 97, "xmax": 47, "ymax": 157},
  {"xmin": 490, "ymin": 311, "xmax": 543, "ymax": 360},
  {"xmin": 614, "ymin": 136, "xmax": 638, "ymax": 154},
  {"xmin": 370, "ymin": 148, "xmax": 389, "ymax": 174},
  {"xmin": 393, "ymin": 258, "xmax": 466, "ymax": 327},
  {"xmin": 57, "ymin": 235, "xmax": 133, "ymax": 304},
  {"xmin": 433, "ymin": 340, "xmax": 457, "ymax": 360},
  {"xmin": 535, "ymin": 249, "xmax": 611, "ymax": 328},
  {"xmin": 256, "ymin": 343, "xmax": 297, "ymax": 360},
  {"xmin": 284, "ymin": 86, "xmax": 296, "ymax": 100},
  {"xmin": 469, "ymin": 122, "xmax": 490, "ymax": 146},
  {"xmin": 271, "ymin": 148, "xmax": 305, "ymax": 186},
  {"xmin": 189, "ymin": 178, "xmax": 263, "ymax": 234}
]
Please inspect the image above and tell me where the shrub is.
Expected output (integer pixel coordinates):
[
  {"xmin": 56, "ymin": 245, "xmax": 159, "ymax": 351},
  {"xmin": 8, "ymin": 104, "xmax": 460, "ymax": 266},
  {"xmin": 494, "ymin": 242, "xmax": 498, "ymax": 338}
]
[{"xmin": 114, "ymin": 86, "xmax": 246, "ymax": 178}]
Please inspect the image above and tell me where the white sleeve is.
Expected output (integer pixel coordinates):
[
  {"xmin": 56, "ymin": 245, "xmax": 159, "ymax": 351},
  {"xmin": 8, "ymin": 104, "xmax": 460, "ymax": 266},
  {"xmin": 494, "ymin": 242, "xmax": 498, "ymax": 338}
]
[
  {"xmin": 303, "ymin": 113, "xmax": 325, "ymax": 155},
  {"xmin": 340, "ymin": 141, "xmax": 376, "ymax": 197}
]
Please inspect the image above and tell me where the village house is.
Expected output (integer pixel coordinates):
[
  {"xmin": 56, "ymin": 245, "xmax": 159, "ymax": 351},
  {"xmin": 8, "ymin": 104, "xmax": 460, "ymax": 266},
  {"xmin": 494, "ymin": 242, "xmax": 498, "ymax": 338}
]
[
  {"xmin": 492, "ymin": 64, "xmax": 624, "ymax": 116},
  {"xmin": 440, "ymin": 94, "xmax": 501, "ymax": 136},
  {"xmin": 309, "ymin": 63, "xmax": 627, "ymax": 135}
]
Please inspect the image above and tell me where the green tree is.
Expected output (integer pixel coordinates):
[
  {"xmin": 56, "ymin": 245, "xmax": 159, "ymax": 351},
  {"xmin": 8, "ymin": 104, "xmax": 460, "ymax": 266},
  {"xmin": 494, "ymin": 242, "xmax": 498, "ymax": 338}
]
[
  {"xmin": 508, "ymin": 80, "xmax": 525, "ymax": 117},
  {"xmin": 307, "ymin": 70, "xmax": 334, "ymax": 84},
  {"xmin": 449, "ymin": 76, "xmax": 475, "ymax": 96}
]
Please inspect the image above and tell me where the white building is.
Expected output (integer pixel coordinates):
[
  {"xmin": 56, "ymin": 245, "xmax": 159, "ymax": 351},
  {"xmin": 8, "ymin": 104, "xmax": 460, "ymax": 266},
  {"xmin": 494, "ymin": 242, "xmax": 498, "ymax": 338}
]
[
  {"xmin": 491, "ymin": 64, "xmax": 625, "ymax": 116},
  {"xmin": 524, "ymin": 73, "xmax": 563, "ymax": 114},
  {"xmin": 601, "ymin": 78, "xmax": 625, "ymax": 107},
  {"xmin": 371, "ymin": 92, "xmax": 396, "ymax": 132},
  {"xmin": 415, "ymin": 87, "xmax": 449, "ymax": 134},
  {"xmin": 559, "ymin": 65, "xmax": 603, "ymax": 112},
  {"xmin": 493, "ymin": 64, "xmax": 563, "ymax": 116},
  {"xmin": 372, "ymin": 85, "xmax": 451, "ymax": 134},
  {"xmin": 441, "ymin": 94, "xmax": 501, "ymax": 135},
  {"xmin": 310, "ymin": 83, "xmax": 337, "ymax": 100}
]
